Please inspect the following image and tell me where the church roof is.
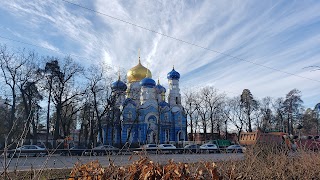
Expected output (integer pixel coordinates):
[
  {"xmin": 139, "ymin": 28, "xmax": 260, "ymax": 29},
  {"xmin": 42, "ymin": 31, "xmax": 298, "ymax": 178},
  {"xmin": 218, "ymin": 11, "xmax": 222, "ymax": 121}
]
[
  {"xmin": 127, "ymin": 52, "xmax": 152, "ymax": 83},
  {"xmin": 167, "ymin": 66, "xmax": 180, "ymax": 80},
  {"xmin": 140, "ymin": 77, "xmax": 156, "ymax": 88}
]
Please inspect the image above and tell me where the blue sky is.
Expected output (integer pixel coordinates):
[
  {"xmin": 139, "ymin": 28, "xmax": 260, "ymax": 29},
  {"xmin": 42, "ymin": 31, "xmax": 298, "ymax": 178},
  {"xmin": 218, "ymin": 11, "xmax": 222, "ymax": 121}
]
[{"xmin": 0, "ymin": 0, "xmax": 320, "ymax": 108}]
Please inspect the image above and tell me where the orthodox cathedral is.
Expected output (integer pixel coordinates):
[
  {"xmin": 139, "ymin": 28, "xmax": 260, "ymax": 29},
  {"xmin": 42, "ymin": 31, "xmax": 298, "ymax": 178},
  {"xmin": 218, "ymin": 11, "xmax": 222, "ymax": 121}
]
[{"xmin": 102, "ymin": 54, "xmax": 187, "ymax": 146}]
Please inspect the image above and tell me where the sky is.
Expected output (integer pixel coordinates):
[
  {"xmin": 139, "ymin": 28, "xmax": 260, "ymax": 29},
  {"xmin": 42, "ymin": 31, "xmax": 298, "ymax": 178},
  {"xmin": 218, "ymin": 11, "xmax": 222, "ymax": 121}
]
[{"xmin": 0, "ymin": 0, "xmax": 320, "ymax": 108}]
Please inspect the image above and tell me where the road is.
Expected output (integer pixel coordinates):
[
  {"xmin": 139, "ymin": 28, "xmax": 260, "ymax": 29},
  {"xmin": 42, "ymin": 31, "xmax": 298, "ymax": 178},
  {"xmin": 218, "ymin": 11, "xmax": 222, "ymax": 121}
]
[{"xmin": 0, "ymin": 153, "xmax": 244, "ymax": 171}]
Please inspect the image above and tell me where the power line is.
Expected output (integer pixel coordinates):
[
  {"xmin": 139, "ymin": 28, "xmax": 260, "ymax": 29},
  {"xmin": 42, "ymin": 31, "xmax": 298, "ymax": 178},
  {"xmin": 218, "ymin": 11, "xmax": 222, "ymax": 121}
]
[
  {"xmin": 0, "ymin": 35, "xmax": 89, "ymax": 61},
  {"xmin": 61, "ymin": 0, "xmax": 320, "ymax": 83},
  {"xmin": 0, "ymin": 34, "xmax": 242, "ymax": 96}
]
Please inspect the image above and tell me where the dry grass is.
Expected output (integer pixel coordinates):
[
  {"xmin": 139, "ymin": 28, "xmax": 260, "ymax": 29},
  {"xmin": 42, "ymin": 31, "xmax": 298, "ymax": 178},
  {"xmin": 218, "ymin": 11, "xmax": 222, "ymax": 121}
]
[
  {"xmin": 3, "ymin": 146, "xmax": 320, "ymax": 179},
  {"xmin": 68, "ymin": 157, "xmax": 220, "ymax": 180},
  {"xmin": 3, "ymin": 168, "xmax": 71, "ymax": 180},
  {"xmin": 217, "ymin": 145, "xmax": 320, "ymax": 180}
]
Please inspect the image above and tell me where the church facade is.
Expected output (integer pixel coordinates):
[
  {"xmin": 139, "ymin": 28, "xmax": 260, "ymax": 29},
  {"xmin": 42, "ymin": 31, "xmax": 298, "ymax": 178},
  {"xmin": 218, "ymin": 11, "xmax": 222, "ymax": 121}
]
[{"xmin": 102, "ymin": 54, "xmax": 187, "ymax": 146}]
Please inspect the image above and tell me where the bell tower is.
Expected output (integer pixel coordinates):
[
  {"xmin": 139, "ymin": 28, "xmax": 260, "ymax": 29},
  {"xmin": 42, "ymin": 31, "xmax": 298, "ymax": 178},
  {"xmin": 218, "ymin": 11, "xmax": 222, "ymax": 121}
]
[{"xmin": 167, "ymin": 66, "xmax": 181, "ymax": 106}]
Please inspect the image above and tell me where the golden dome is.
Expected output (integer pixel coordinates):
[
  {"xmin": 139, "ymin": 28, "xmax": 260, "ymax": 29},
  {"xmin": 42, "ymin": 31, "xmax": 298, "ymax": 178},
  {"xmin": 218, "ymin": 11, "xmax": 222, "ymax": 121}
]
[{"xmin": 127, "ymin": 57, "xmax": 152, "ymax": 83}]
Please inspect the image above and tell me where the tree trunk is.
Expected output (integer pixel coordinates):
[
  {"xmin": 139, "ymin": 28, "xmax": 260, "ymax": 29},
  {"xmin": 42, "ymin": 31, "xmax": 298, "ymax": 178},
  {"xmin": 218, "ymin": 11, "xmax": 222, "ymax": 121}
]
[
  {"xmin": 248, "ymin": 111, "xmax": 252, "ymax": 132},
  {"xmin": 46, "ymin": 82, "xmax": 52, "ymax": 147},
  {"xmin": 93, "ymin": 91, "xmax": 103, "ymax": 144},
  {"xmin": 189, "ymin": 113, "xmax": 193, "ymax": 141},
  {"xmin": 8, "ymin": 89, "xmax": 16, "ymax": 145},
  {"xmin": 54, "ymin": 102, "xmax": 62, "ymax": 147},
  {"xmin": 224, "ymin": 120, "xmax": 228, "ymax": 140}
]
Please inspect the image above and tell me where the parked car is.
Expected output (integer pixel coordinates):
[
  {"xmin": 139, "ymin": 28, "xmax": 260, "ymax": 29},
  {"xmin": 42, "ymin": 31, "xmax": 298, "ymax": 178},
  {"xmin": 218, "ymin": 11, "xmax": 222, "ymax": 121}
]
[
  {"xmin": 137, "ymin": 144, "xmax": 159, "ymax": 154},
  {"xmin": 226, "ymin": 145, "xmax": 246, "ymax": 153},
  {"xmin": 200, "ymin": 144, "xmax": 219, "ymax": 153},
  {"xmin": 8, "ymin": 145, "xmax": 47, "ymax": 158},
  {"xmin": 183, "ymin": 144, "xmax": 200, "ymax": 154},
  {"xmin": 158, "ymin": 144, "xmax": 177, "ymax": 154},
  {"xmin": 141, "ymin": 144, "xmax": 158, "ymax": 149},
  {"xmin": 90, "ymin": 145, "xmax": 119, "ymax": 155}
]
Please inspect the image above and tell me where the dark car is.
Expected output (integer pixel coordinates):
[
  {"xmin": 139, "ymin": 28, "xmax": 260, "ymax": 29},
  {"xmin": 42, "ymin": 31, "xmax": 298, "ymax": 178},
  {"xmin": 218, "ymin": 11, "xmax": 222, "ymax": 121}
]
[
  {"xmin": 183, "ymin": 144, "xmax": 200, "ymax": 154},
  {"xmin": 60, "ymin": 145, "xmax": 87, "ymax": 156}
]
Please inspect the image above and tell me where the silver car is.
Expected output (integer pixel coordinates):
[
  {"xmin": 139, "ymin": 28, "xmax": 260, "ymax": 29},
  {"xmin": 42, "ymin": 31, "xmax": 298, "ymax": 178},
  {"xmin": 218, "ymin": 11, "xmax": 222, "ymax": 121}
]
[
  {"xmin": 226, "ymin": 145, "xmax": 246, "ymax": 153},
  {"xmin": 8, "ymin": 145, "xmax": 47, "ymax": 158},
  {"xmin": 200, "ymin": 144, "xmax": 219, "ymax": 153},
  {"xmin": 90, "ymin": 145, "xmax": 119, "ymax": 155},
  {"xmin": 158, "ymin": 144, "xmax": 177, "ymax": 154}
]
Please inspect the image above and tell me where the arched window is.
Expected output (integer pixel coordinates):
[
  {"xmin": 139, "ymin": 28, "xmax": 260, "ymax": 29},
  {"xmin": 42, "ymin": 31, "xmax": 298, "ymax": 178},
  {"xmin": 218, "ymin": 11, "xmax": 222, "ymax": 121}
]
[{"xmin": 165, "ymin": 129, "xmax": 170, "ymax": 142}]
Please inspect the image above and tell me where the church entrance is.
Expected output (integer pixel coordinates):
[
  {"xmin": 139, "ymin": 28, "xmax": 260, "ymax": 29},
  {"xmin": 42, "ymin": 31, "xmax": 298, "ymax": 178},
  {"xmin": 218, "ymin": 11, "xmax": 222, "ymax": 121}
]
[
  {"xmin": 177, "ymin": 130, "xmax": 185, "ymax": 141},
  {"xmin": 148, "ymin": 131, "xmax": 157, "ymax": 144},
  {"xmin": 146, "ymin": 114, "xmax": 158, "ymax": 143}
]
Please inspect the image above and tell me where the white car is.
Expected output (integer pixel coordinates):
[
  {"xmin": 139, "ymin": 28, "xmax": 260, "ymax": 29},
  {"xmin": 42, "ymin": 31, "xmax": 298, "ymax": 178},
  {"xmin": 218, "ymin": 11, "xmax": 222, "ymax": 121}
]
[
  {"xmin": 138, "ymin": 144, "xmax": 159, "ymax": 154},
  {"xmin": 158, "ymin": 144, "xmax": 177, "ymax": 153},
  {"xmin": 200, "ymin": 144, "xmax": 219, "ymax": 153},
  {"xmin": 8, "ymin": 145, "xmax": 46, "ymax": 158},
  {"xmin": 141, "ymin": 144, "xmax": 158, "ymax": 150},
  {"xmin": 93, "ymin": 145, "xmax": 119, "ymax": 151},
  {"xmin": 158, "ymin": 144, "xmax": 177, "ymax": 149}
]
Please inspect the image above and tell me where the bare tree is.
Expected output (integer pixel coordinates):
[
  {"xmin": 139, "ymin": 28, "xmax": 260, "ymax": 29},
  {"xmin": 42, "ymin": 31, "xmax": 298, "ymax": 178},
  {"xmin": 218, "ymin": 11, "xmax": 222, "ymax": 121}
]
[
  {"xmin": 258, "ymin": 97, "xmax": 274, "ymax": 132},
  {"xmin": 84, "ymin": 63, "xmax": 113, "ymax": 145},
  {"xmin": 301, "ymin": 108, "xmax": 318, "ymax": 135},
  {"xmin": 14, "ymin": 52, "xmax": 43, "ymax": 144},
  {"xmin": 224, "ymin": 97, "xmax": 245, "ymax": 138},
  {"xmin": 200, "ymin": 86, "xmax": 225, "ymax": 139},
  {"xmin": 183, "ymin": 90, "xmax": 198, "ymax": 141},
  {"xmin": 0, "ymin": 45, "xmax": 29, "ymax": 144},
  {"xmin": 193, "ymin": 92, "xmax": 209, "ymax": 141},
  {"xmin": 50, "ymin": 57, "xmax": 84, "ymax": 147}
]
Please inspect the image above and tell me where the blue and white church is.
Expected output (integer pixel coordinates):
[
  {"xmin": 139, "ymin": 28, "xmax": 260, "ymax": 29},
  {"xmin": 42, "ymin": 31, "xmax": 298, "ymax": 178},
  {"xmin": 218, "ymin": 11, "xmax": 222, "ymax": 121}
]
[{"xmin": 102, "ymin": 54, "xmax": 187, "ymax": 146}]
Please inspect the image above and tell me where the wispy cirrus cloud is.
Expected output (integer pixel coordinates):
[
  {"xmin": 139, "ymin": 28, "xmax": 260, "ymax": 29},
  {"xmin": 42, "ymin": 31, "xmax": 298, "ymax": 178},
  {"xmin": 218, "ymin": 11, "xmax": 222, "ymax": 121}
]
[{"xmin": 0, "ymin": 0, "xmax": 320, "ymax": 107}]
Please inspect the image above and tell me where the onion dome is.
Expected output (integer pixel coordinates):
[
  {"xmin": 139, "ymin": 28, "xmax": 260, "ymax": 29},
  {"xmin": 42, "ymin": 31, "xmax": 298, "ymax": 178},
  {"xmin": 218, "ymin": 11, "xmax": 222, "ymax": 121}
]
[
  {"xmin": 159, "ymin": 101, "xmax": 169, "ymax": 108},
  {"xmin": 140, "ymin": 77, "xmax": 156, "ymax": 88},
  {"xmin": 111, "ymin": 78, "xmax": 127, "ymax": 92},
  {"xmin": 127, "ymin": 55, "xmax": 152, "ymax": 83},
  {"xmin": 167, "ymin": 66, "xmax": 180, "ymax": 80},
  {"xmin": 155, "ymin": 79, "xmax": 166, "ymax": 94},
  {"xmin": 123, "ymin": 98, "xmax": 136, "ymax": 106}
]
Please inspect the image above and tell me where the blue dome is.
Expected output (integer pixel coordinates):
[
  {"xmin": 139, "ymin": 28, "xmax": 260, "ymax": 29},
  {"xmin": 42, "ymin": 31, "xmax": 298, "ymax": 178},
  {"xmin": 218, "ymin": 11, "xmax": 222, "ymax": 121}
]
[
  {"xmin": 111, "ymin": 80, "xmax": 127, "ymax": 92},
  {"xmin": 140, "ymin": 77, "xmax": 156, "ymax": 88},
  {"xmin": 159, "ymin": 101, "xmax": 169, "ymax": 108},
  {"xmin": 155, "ymin": 84, "xmax": 166, "ymax": 94},
  {"xmin": 123, "ymin": 98, "xmax": 136, "ymax": 106},
  {"xmin": 167, "ymin": 68, "xmax": 180, "ymax": 80}
]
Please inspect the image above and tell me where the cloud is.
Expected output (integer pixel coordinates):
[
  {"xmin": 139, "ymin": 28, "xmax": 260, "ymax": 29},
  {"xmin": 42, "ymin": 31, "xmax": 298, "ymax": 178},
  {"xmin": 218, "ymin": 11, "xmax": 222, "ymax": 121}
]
[
  {"xmin": 0, "ymin": 0, "xmax": 320, "ymax": 108},
  {"xmin": 38, "ymin": 40, "xmax": 59, "ymax": 52}
]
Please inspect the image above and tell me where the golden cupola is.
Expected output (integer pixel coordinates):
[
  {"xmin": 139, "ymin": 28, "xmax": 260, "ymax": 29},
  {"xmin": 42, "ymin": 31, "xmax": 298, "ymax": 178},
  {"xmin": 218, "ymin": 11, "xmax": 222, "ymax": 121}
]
[{"xmin": 127, "ymin": 55, "xmax": 152, "ymax": 83}]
